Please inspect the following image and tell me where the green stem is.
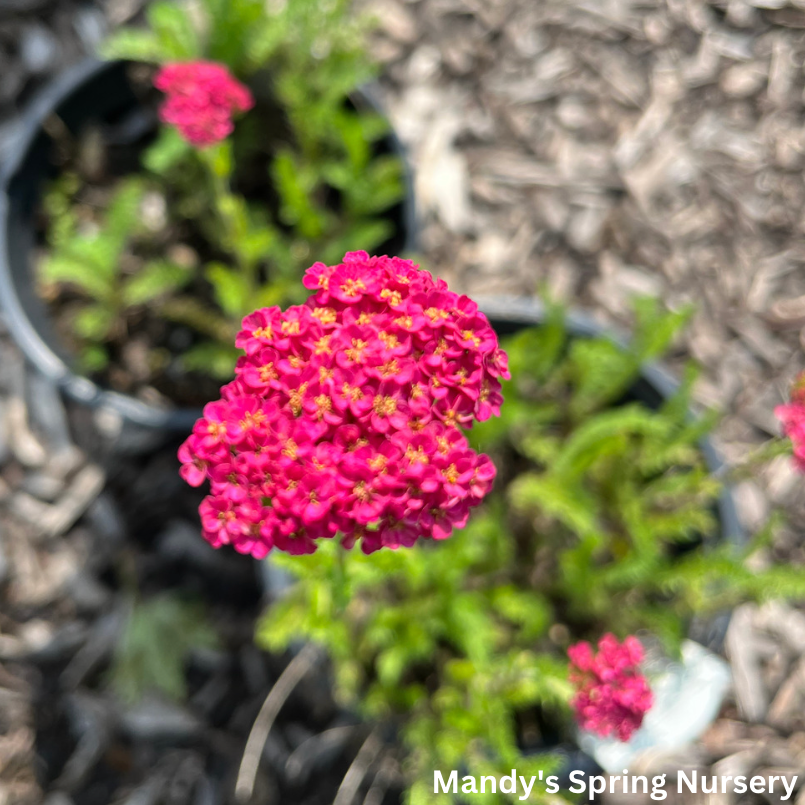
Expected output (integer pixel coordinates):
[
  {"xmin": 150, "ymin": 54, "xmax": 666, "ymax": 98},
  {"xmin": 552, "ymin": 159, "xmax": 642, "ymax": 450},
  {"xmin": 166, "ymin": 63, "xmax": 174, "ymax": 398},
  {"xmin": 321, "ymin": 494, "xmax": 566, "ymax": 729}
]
[
  {"xmin": 715, "ymin": 437, "xmax": 792, "ymax": 483},
  {"xmin": 331, "ymin": 542, "xmax": 349, "ymax": 616},
  {"xmin": 198, "ymin": 144, "xmax": 259, "ymax": 300}
]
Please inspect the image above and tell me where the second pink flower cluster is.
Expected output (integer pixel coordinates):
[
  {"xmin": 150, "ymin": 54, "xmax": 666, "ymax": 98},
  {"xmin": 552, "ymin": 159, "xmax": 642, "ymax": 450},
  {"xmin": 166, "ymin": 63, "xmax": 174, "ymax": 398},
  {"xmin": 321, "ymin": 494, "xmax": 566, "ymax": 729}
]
[
  {"xmin": 154, "ymin": 61, "xmax": 253, "ymax": 147},
  {"xmin": 569, "ymin": 634, "xmax": 653, "ymax": 742}
]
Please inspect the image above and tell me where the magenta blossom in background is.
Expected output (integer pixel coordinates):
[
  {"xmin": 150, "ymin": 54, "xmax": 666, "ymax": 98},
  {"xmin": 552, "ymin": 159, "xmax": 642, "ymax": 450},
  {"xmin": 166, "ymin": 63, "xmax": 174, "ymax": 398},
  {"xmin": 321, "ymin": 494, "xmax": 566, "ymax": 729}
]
[
  {"xmin": 178, "ymin": 252, "xmax": 509, "ymax": 558},
  {"xmin": 154, "ymin": 61, "xmax": 254, "ymax": 147},
  {"xmin": 568, "ymin": 633, "xmax": 653, "ymax": 742},
  {"xmin": 775, "ymin": 372, "xmax": 805, "ymax": 472}
]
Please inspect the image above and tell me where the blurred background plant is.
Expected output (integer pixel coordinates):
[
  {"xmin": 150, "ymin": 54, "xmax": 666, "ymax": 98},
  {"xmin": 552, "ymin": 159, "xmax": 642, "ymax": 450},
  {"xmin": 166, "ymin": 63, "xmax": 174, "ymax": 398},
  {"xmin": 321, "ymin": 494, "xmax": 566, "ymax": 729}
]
[
  {"xmin": 109, "ymin": 591, "xmax": 218, "ymax": 704},
  {"xmin": 40, "ymin": 174, "xmax": 195, "ymax": 373},
  {"xmin": 37, "ymin": 0, "xmax": 405, "ymax": 392},
  {"xmin": 257, "ymin": 299, "xmax": 805, "ymax": 805}
]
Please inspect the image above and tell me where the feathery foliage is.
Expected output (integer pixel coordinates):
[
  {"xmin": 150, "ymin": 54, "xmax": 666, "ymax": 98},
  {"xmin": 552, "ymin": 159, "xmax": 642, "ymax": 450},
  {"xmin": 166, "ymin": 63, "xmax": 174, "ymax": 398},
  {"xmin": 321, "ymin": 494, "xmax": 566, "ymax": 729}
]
[
  {"xmin": 257, "ymin": 298, "xmax": 805, "ymax": 804},
  {"xmin": 40, "ymin": 175, "xmax": 192, "ymax": 372}
]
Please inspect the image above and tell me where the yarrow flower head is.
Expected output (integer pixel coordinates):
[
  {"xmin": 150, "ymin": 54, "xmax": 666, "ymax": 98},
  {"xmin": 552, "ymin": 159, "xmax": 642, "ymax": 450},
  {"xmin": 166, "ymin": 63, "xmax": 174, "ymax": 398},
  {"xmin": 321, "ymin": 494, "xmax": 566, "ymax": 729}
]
[
  {"xmin": 775, "ymin": 371, "xmax": 805, "ymax": 472},
  {"xmin": 568, "ymin": 633, "xmax": 653, "ymax": 742},
  {"xmin": 179, "ymin": 251, "xmax": 509, "ymax": 557},
  {"xmin": 154, "ymin": 61, "xmax": 254, "ymax": 147}
]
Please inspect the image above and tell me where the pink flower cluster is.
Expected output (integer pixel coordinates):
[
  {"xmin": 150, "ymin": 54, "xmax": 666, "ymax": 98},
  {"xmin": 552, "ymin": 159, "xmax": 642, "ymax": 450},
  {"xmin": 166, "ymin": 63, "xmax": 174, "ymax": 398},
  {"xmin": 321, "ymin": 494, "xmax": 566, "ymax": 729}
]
[
  {"xmin": 179, "ymin": 251, "xmax": 509, "ymax": 557},
  {"xmin": 568, "ymin": 634, "xmax": 653, "ymax": 742},
  {"xmin": 775, "ymin": 372, "xmax": 805, "ymax": 472},
  {"xmin": 154, "ymin": 61, "xmax": 254, "ymax": 147}
]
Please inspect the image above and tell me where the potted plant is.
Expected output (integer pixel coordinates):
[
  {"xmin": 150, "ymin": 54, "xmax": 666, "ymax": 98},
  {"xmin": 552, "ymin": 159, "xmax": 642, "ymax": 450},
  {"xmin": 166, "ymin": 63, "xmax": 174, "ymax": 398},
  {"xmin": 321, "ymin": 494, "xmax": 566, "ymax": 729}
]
[
  {"xmin": 177, "ymin": 251, "xmax": 805, "ymax": 804},
  {"xmin": 0, "ymin": 0, "xmax": 414, "ymax": 436}
]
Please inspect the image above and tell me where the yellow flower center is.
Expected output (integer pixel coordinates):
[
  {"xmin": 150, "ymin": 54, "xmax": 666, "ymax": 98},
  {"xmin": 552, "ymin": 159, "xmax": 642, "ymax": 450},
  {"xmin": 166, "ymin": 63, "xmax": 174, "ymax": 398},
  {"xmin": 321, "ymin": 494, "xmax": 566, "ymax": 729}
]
[
  {"xmin": 345, "ymin": 338, "xmax": 369, "ymax": 362},
  {"xmin": 259, "ymin": 363, "xmax": 277, "ymax": 382},
  {"xmin": 342, "ymin": 382, "xmax": 363, "ymax": 402},
  {"xmin": 380, "ymin": 288, "xmax": 402, "ymax": 306},
  {"xmin": 312, "ymin": 307, "xmax": 336, "ymax": 324},
  {"xmin": 443, "ymin": 464, "xmax": 459, "ymax": 484},
  {"xmin": 314, "ymin": 394, "xmax": 332, "ymax": 419},
  {"xmin": 240, "ymin": 410, "xmax": 266, "ymax": 429},
  {"xmin": 425, "ymin": 307, "xmax": 448, "ymax": 322},
  {"xmin": 368, "ymin": 454, "xmax": 388, "ymax": 472},
  {"xmin": 208, "ymin": 422, "xmax": 226, "ymax": 439},
  {"xmin": 379, "ymin": 360, "xmax": 400, "ymax": 379},
  {"xmin": 340, "ymin": 278, "xmax": 366, "ymax": 297},
  {"xmin": 353, "ymin": 481, "xmax": 371, "ymax": 502},
  {"xmin": 287, "ymin": 383, "xmax": 308, "ymax": 415},
  {"xmin": 373, "ymin": 396, "xmax": 398, "ymax": 416},
  {"xmin": 405, "ymin": 445, "xmax": 428, "ymax": 465},
  {"xmin": 314, "ymin": 335, "xmax": 332, "ymax": 355}
]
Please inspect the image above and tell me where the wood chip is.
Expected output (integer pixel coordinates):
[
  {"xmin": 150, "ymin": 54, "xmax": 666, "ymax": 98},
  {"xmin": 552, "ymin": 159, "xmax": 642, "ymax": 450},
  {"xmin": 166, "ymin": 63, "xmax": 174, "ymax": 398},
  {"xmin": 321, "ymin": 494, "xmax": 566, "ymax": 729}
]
[{"xmin": 726, "ymin": 605, "xmax": 769, "ymax": 723}]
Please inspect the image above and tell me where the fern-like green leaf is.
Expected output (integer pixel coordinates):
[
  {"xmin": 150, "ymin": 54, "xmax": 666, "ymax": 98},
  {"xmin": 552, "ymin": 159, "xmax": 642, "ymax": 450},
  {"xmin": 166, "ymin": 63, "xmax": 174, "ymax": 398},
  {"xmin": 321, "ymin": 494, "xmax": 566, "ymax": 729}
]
[
  {"xmin": 73, "ymin": 304, "xmax": 116, "ymax": 341},
  {"xmin": 100, "ymin": 29, "xmax": 165, "ymax": 62},
  {"xmin": 148, "ymin": 0, "xmax": 202, "ymax": 60},
  {"xmin": 123, "ymin": 260, "xmax": 192, "ymax": 306},
  {"xmin": 40, "ymin": 254, "xmax": 112, "ymax": 301}
]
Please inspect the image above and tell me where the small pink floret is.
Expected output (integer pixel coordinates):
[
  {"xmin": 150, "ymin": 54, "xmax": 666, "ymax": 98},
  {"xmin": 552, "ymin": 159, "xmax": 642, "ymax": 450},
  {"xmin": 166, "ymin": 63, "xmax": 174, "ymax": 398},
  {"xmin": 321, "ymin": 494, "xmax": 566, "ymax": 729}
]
[
  {"xmin": 179, "ymin": 252, "xmax": 509, "ymax": 558},
  {"xmin": 568, "ymin": 633, "xmax": 653, "ymax": 742}
]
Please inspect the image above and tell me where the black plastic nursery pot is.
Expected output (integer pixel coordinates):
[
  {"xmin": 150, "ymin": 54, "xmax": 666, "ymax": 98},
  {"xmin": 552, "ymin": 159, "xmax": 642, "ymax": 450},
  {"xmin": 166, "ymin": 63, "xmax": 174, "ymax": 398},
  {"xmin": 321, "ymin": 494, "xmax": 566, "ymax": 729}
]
[
  {"xmin": 477, "ymin": 295, "xmax": 744, "ymax": 556},
  {"xmin": 0, "ymin": 58, "xmax": 417, "ymax": 439}
]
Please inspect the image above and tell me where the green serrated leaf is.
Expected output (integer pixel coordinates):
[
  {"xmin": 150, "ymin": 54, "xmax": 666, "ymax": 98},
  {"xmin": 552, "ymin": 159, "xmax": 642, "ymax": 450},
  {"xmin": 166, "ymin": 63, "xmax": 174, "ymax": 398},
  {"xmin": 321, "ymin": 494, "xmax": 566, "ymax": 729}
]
[
  {"xmin": 79, "ymin": 344, "xmax": 109, "ymax": 373},
  {"xmin": 40, "ymin": 254, "xmax": 112, "ymax": 301},
  {"xmin": 123, "ymin": 261, "xmax": 192, "ymax": 306},
  {"xmin": 205, "ymin": 262, "xmax": 251, "ymax": 319},
  {"xmin": 73, "ymin": 304, "xmax": 116, "ymax": 340},
  {"xmin": 271, "ymin": 150, "xmax": 326, "ymax": 239},
  {"xmin": 632, "ymin": 296, "xmax": 693, "ymax": 363},
  {"xmin": 148, "ymin": 1, "xmax": 201, "ymax": 60},
  {"xmin": 143, "ymin": 127, "xmax": 191, "ymax": 174},
  {"xmin": 100, "ymin": 29, "xmax": 165, "ymax": 62}
]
